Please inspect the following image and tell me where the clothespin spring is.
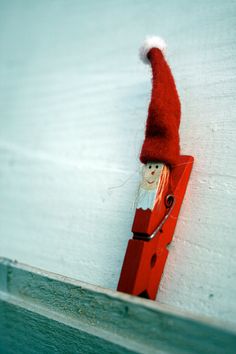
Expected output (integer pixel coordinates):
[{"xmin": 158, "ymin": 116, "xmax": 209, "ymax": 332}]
[{"xmin": 133, "ymin": 194, "xmax": 175, "ymax": 241}]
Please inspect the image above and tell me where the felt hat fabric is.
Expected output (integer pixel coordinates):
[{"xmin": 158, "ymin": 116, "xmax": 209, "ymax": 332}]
[{"xmin": 139, "ymin": 37, "xmax": 181, "ymax": 167}]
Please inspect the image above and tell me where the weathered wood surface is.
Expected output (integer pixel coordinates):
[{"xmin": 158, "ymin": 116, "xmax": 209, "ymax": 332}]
[
  {"xmin": 0, "ymin": 258, "xmax": 236, "ymax": 354},
  {"xmin": 0, "ymin": 0, "xmax": 236, "ymax": 325}
]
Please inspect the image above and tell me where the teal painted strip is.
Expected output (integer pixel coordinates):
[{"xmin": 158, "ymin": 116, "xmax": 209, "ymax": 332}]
[
  {"xmin": 0, "ymin": 300, "xmax": 137, "ymax": 354},
  {"xmin": 0, "ymin": 258, "xmax": 236, "ymax": 354}
]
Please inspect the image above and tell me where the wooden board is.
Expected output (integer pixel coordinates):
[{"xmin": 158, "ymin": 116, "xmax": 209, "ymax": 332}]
[{"xmin": 1, "ymin": 258, "xmax": 236, "ymax": 353}]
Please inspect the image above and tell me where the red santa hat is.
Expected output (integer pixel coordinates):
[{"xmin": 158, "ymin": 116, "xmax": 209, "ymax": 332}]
[{"xmin": 139, "ymin": 36, "xmax": 181, "ymax": 167}]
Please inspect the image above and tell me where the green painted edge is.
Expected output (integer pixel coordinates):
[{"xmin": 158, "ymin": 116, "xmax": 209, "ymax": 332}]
[{"xmin": 0, "ymin": 257, "xmax": 236, "ymax": 354}]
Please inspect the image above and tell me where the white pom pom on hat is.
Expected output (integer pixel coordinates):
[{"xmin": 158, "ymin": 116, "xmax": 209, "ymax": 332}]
[{"xmin": 139, "ymin": 36, "xmax": 167, "ymax": 64}]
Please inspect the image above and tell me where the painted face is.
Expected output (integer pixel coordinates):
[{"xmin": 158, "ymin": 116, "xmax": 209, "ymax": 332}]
[{"xmin": 141, "ymin": 162, "xmax": 164, "ymax": 190}]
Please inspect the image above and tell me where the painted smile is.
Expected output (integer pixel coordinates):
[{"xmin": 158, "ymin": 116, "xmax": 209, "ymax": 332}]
[{"xmin": 146, "ymin": 180, "xmax": 155, "ymax": 184}]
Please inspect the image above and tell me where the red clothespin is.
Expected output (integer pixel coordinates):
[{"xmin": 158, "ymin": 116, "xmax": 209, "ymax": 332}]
[
  {"xmin": 117, "ymin": 36, "xmax": 194, "ymax": 300},
  {"xmin": 117, "ymin": 155, "xmax": 193, "ymax": 300}
]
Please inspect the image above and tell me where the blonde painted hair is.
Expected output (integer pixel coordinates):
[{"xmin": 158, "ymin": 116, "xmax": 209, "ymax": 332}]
[{"xmin": 155, "ymin": 164, "xmax": 170, "ymax": 207}]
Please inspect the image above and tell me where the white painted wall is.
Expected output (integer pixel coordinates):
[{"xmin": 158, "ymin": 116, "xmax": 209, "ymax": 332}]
[{"xmin": 0, "ymin": 0, "xmax": 236, "ymax": 325}]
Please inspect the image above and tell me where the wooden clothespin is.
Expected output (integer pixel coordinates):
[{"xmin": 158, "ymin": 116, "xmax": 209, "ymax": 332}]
[{"xmin": 117, "ymin": 37, "xmax": 194, "ymax": 300}]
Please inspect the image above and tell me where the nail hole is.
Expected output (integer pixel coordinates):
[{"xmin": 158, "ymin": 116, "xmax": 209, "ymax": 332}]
[{"xmin": 150, "ymin": 254, "xmax": 157, "ymax": 268}]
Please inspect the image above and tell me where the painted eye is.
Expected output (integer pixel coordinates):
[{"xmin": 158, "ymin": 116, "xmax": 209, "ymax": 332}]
[
  {"xmin": 155, "ymin": 165, "xmax": 159, "ymax": 169},
  {"xmin": 149, "ymin": 165, "xmax": 152, "ymax": 169}
]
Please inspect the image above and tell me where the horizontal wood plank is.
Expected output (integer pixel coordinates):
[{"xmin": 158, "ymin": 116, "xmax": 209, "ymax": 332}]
[{"xmin": 0, "ymin": 258, "xmax": 236, "ymax": 353}]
